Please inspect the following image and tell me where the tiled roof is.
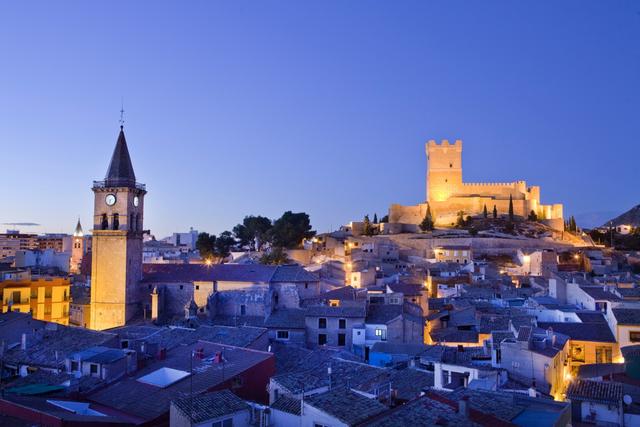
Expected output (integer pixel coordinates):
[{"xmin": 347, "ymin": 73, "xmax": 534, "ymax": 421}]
[
  {"xmin": 490, "ymin": 331, "xmax": 515, "ymax": 349},
  {"xmin": 478, "ymin": 315, "xmax": 510, "ymax": 333},
  {"xmin": 270, "ymin": 265, "xmax": 319, "ymax": 283},
  {"xmin": 580, "ymin": 286, "xmax": 622, "ymax": 301},
  {"xmin": 566, "ymin": 379, "xmax": 623, "ymax": 404},
  {"xmin": 271, "ymin": 395, "xmax": 301, "ymax": 415},
  {"xmin": 264, "ymin": 309, "xmax": 306, "ymax": 329},
  {"xmin": 142, "ymin": 263, "xmax": 317, "ymax": 284},
  {"xmin": 306, "ymin": 303, "xmax": 366, "ymax": 318},
  {"xmin": 305, "ymin": 387, "xmax": 387, "ymax": 425},
  {"xmin": 429, "ymin": 327, "xmax": 479, "ymax": 344},
  {"xmin": 387, "ymin": 283, "xmax": 423, "ymax": 296},
  {"xmin": 370, "ymin": 342, "xmax": 430, "ymax": 357},
  {"xmin": 365, "ymin": 394, "xmax": 481, "ymax": 427},
  {"xmin": 612, "ymin": 308, "xmax": 640, "ymax": 325},
  {"xmin": 366, "ymin": 304, "xmax": 403, "ymax": 324},
  {"xmin": 536, "ymin": 322, "xmax": 616, "ymax": 343},
  {"xmin": 172, "ymin": 390, "xmax": 249, "ymax": 423},
  {"xmin": 517, "ymin": 326, "xmax": 532, "ymax": 342},
  {"xmin": 428, "ymin": 298, "xmax": 448, "ymax": 311},
  {"xmin": 89, "ymin": 341, "xmax": 273, "ymax": 421},
  {"xmin": 575, "ymin": 311, "xmax": 607, "ymax": 323}
]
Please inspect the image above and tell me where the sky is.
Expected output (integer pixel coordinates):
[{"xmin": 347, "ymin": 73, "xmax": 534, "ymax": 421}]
[{"xmin": 0, "ymin": 1, "xmax": 638, "ymax": 238}]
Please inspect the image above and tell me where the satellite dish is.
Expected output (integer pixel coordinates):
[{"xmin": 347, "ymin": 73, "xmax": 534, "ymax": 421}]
[{"xmin": 624, "ymin": 395, "xmax": 633, "ymax": 405}]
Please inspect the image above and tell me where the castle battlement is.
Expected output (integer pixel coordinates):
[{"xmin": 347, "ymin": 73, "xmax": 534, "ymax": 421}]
[
  {"xmin": 427, "ymin": 139, "xmax": 462, "ymax": 148},
  {"xmin": 462, "ymin": 181, "xmax": 520, "ymax": 187}
]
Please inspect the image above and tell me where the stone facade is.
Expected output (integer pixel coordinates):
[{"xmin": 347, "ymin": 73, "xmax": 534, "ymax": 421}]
[{"xmin": 389, "ymin": 139, "xmax": 564, "ymax": 229}]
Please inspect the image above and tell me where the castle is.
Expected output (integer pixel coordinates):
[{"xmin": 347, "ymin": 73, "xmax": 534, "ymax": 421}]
[{"xmin": 389, "ymin": 139, "xmax": 564, "ymax": 230}]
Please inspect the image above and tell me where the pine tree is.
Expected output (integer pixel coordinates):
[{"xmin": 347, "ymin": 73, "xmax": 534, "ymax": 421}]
[
  {"xmin": 363, "ymin": 215, "xmax": 373, "ymax": 236},
  {"xmin": 373, "ymin": 213, "xmax": 378, "ymax": 224},
  {"xmin": 483, "ymin": 204, "xmax": 488, "ymax": 219},
  {"xmin": 456, "ymin": 211, "xmax": 466, "ymax": 228},
  {"xmin": 493, "ymin": 205, "xmax": 497, "ymax": 219},
  {"xmin": 528, "ymin": 210, "xmax": 538, "ymax": 221},
  {"xmin": 508, "ymin": 195, "xmax": 514, "ymax": 221},
  {"xmin": 419, "ymin": 204, "xmax": 434, "ymax": 232}
]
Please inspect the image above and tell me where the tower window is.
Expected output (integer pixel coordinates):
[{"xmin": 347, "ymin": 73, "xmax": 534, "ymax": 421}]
[
  {"xmin": 101, "ymin": 214, "xmax": 108, "ymax": 230},
  {"xmin": 450, "ymin": 163, "xmax": 453, "ymax": 168},
  {"xmin": 112, "ymin": 213, "xmax": 119, "ymax": 230}
]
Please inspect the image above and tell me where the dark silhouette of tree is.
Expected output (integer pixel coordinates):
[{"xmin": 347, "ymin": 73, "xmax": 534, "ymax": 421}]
[
  {"xmin": 259, "ymin": 246, "xmax": 290, "ymax": 265},
  {"xmin": 483, "ymin": 204, "xmax": 488, "ymax": 219},
  {"xmin": 233, "ymin": 215, "xmax": 272, "ymax": 248},
  {"xmin": 419, "ymin": 204, "xmax": 434, "ymax": 231},
  {"xmin": 269, "ymin": 211, "xmax": 315, "ymax": 249},
  {"xmin": 493, "ymin": 205, "xmax": 498, "ymax": 219},
  {"xmin": 508, "ymin": 195, "xmax": 514, "ymax": 221},
  {"xmin": 363, "ymin": 215, "xmax": 374, "ymax": 236}
]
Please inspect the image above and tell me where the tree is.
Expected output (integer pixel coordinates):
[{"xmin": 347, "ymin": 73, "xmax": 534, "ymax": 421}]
[
  {"xmin": 456, "ymin": 211, "xmax": 466, "ymax": 228},
  {"xmin": 373, "ymin": 213, "xmax": 378, "ymax": 224},
  {"xmin": 363, "ymin": 215, "xmax": 374, "ymax": 236},
  {"xmin": 269, "ymin": 211, "xmax": 316, "ymax": 249},
  {"xmin": 419, "ymin": 204, "xmax": 434, "ymax": 232},
  {"xmin": 483, "ymin": 204, "xmax": 488, "ymax": 219},
  {"xmin": 493, "ymin": 205, "xmax": 498, "ymax": 219},
  {"xmin": 259, "ymin": 246, "xmax": 290, "ymax": 265},
  {"xmin": 214, "ymin": 231, "xmax": 236, "ymax": 258},
  {"xmin": 508, "ymin": 195, "xmax": 514, "ymax": 222},
  {"xmin": 233, "ymin": 215, "xmax": 272, "ymax": 248},
  {"xmin": 528, "ymin": 210, "xmax": 538, "ymax": 221},
  {"xmin": 196, "ymin": 232, "xmax": 216, "ymax": 260},
  {"xmin": 380, "ymin": 215, "xmax": 389, "ymax": 223}
]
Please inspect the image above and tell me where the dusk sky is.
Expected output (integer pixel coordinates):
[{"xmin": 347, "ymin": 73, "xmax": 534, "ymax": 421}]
[{"xmin": 1, "ymin": 1, "xmax": 638, "ymax": 238}]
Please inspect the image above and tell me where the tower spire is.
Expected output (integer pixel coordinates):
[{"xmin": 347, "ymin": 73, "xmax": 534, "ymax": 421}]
[{"xmin": 119, "ymin": 98, "xmax": 125, "ymax": 129}]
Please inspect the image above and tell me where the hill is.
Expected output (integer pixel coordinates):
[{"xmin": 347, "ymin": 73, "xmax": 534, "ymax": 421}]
[{"xmin": 603, "ymin": 204, "xmax": 640, "ymax": 227}]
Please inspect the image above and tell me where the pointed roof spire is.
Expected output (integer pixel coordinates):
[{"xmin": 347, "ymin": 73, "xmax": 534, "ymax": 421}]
[
  {"xmin": 105, "ymin": 126, "xmax": 137, "ymax": 186},
  {"xmin": 74, "ymin": 218, "xmax": 83, "ymax": 237}
]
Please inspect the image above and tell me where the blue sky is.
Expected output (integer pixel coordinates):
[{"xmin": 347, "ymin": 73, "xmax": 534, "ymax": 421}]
[{"xmin": 1, "ymin": 1, "xmax": 638, "ymax": 237}]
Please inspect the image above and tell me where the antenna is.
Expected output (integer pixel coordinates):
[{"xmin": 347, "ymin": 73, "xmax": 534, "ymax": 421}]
[{"xmin": 119, "ymin": 98, "xmax": 125, "ymax": 128}]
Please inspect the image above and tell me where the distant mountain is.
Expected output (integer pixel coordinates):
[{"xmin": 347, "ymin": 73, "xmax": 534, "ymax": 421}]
[{"xmin": 602, "ymin": 204, "xmax": 640, "ymax": 227}]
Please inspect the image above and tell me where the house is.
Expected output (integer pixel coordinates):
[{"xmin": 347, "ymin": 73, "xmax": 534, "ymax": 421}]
[
  {"xmin": 66, "ymin": 346, "xmax": 136, "ymax": 383},
  {"xmin": 566, "ymin": 379, "xmax": 624, "ymax": 426},
  {"xmin": 537, "ymin": 321, "xmax": 618, "ymax": 370},
  {"xmin": 609, "ymin": 307, "xmax": 640, "ymax": 353},
  {"xmin": 305, "ymin": 302, "xmax": 366, "ymax": 348},
  {"xmin": 264, "ymin": 308, "xmax": 306, "ymax": 344},
  {"xmin": 434, "ymin": 245, "xmax": 473, "ymax": 264},
  {"xmin": 353, "ymin": 301, "xmax": 424, "ymax": 357},
  {"xmin": 498, "ymin": 326, "xmax": 570, "ymax": 399},
  {"xmin": 170, "ymin": 389, "xmax": 251, "ymax": 427},
  {"xmin": 88, "ymin": 341, "xmax": 275, "ymax": 425}
]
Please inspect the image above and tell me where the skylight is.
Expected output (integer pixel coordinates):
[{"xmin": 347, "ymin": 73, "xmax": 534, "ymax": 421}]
[{"xmin": 137, "ymin": 367, "xmax": 190, "ymax": 388}]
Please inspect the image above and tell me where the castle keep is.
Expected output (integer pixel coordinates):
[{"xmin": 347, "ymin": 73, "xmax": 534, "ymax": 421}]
[{"xmin": 389, "ymin": 139, "xmax": 564, "ymax": 229}]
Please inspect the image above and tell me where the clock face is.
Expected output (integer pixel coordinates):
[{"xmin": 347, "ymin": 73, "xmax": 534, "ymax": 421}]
[
  {"xmin": 105, "ymin": 194, "xmax": 117, "ymax": 206},
  {"xmin": 133, "ymin": 196, "xmax": 139, "ymax": 207}
]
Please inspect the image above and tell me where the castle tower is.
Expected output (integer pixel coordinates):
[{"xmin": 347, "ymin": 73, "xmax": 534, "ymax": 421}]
[
  {"xmin": 70, "ymin": 218, "xmax": 85, "ymax": 274},
  {"xmin": 426, "ymin": 139, "xmax": 463, "ymax": 203},
  {"xmin": 90, "ymin": 126, "xmax": 146, "ymax": 330}
]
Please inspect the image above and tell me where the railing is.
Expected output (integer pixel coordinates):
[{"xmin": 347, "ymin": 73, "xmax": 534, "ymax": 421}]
[{"xmin": 93, "ymin": 180, "xmax": 146, "ymax": 191}]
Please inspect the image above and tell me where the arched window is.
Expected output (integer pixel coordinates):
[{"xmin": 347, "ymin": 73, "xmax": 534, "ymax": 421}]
[
  {"xmin": 101, "ymin": 214, "xmax": 108, "ymax": 230},
  {"xmin": 113, "ymin": 213, "xmax": 119, "ymax": 230}
]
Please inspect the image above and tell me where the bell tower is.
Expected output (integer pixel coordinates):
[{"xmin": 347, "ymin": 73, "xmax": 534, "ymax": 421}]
[
  {"xmin": 90, "ymin": 126, "xmax": 146, "ymax": 330},
  {"xmin": 70, "ymin": 218, "xmax": 85, "ymax": 274}
]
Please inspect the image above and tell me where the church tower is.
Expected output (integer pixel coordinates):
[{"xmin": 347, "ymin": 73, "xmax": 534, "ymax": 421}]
[
  {"xmin": 90, "ymin": 126, "xmax": 146, "ymax": 330},
  {"xmin": 70, "ymin": 219, "xmax": 85, "ymax": 274}
]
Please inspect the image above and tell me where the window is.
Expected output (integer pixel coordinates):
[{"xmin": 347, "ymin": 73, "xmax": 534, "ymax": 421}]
[
  {"xmin": 101, "ymin": 214, "xmax": 108, "ymax": 230},
  {"xmin": 512, "ymin": 361, "xmax": 520, "ymax": 369},
  {"xmin": 375, "ymin": 328, "xmax": 386, "ymax": 341},
  {"xmin": 90, "ymin": 364, "xmax": 99, "ymax": 375},
  {"xmin": 339, "ymin": 319, "xmax": 346, "ymax": 329},
  {"xmin": 179, "ymin": 285, "xmax": 183, "ymax": 290},
  {"xmin": 630, "ymin": 331, "xmax": 640, "ymax": 343},
  {"xmin": 318, "ymin": 334, "xmax": 327, "ymax": 345},
  {"xmin": 240, "ymin": 305, "xmax": 246, "ymax": 316},
  {"xmin": 596, "ymin": 346, "xmax": 613, "ymax": 364},
  {"xmin": 318, "ymin": 318, "xmax": 327, "ymax": 329},
  {"xmin": 195, "ymin": 285, "xmax": 199, "ymax": 290},
  {"xmin": 112, "ymin": 213, "xmax": 119, "ymax": 230},
  {"xmin": 70, "ymin": 361, "xmax": 79, "ymax": 372},
  {"xmin": 277, "ymin": 330, "xmax": 289, "ymax": 340},
  {"xmin": 305, "ymin": 283, "xmax": 309, "ymax": 289},
  {"xmin": 121, "ymin": 340, "xmax": 129, "ymax": 349},
  {"xmin": 338, "ymin": 333, "xmax": 346, "ymax": 346},
  {"xmin": 212, "ymin": 418, "xmax": 233, "ymax": 427}
]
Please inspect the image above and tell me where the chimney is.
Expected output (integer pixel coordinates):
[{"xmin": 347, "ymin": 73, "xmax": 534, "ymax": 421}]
[
  {"xmin": 21, "ymin": 333, "xmax": 27, "ymax": 351},
  {"xmin": 458, "ymin": 396, "xmax": 470, "ymax": 418}
]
